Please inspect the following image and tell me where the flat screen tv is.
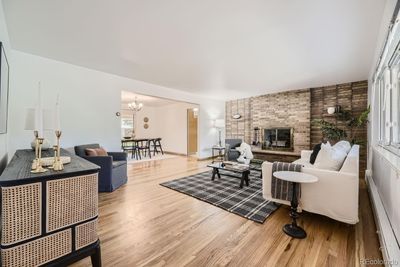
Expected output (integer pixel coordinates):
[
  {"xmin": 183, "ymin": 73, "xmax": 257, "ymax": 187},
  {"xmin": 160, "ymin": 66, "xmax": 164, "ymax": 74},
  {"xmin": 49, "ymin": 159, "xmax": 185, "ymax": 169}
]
[{"xmin": 264, "ymin": 128, "xmax": 293, "ymax": 150}]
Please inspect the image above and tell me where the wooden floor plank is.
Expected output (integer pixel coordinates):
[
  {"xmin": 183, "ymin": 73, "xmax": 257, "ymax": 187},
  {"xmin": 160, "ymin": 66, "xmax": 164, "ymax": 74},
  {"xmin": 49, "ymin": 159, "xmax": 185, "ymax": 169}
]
[{"xmin": 71, "ymin": 156, "xmax": 382, "ymax": 267}]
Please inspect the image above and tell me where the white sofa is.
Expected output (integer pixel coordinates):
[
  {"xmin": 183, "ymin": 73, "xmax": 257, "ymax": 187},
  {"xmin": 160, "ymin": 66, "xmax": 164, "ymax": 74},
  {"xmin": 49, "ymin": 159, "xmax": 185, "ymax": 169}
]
[{"xmin": 262, "ymin": 145, "xmax": 359, "ymax": 224}]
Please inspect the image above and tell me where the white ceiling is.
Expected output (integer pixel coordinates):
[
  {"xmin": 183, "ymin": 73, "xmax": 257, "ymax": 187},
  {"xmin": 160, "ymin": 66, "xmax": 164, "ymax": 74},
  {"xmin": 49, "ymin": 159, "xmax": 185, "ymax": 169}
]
[{"xmin": 3, "ymin": 0, "xmax": 386, "ymax": 100}]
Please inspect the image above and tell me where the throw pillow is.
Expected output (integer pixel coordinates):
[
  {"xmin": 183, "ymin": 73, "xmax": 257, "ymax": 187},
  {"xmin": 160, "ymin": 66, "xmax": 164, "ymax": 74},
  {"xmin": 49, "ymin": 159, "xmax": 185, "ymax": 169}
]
[
  {"xmin": 313, "ymin": 142, "xmax": 347, "ymax": 171},
  {"xmin": 85, "ymin": 148, "xmax": 98, "ymax": 156},
  {"xmin": 332, "ymin": 140, "xmax": 351, "ymax": 154},
  {"xmin": 95, "ymin": 147, "xmax": 108, "ymax": 156},
  {"xmin": 309, "ymin": 143, "xmax": 322, "ymax": 164}
]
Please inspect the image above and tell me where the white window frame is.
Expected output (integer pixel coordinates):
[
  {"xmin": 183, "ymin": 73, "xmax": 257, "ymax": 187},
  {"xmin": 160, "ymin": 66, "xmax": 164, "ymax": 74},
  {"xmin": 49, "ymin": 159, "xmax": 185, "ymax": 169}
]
[{"xmin": 373, "ymin": 15, "xmax": 400, "ymax": 156}]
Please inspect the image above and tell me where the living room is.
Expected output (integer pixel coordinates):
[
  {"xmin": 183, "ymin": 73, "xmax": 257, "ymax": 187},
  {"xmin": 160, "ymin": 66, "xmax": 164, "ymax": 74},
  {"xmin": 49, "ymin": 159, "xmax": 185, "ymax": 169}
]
[{"xmin": 0, "ymin": 0, "xmax": 399, "ymax": 266}]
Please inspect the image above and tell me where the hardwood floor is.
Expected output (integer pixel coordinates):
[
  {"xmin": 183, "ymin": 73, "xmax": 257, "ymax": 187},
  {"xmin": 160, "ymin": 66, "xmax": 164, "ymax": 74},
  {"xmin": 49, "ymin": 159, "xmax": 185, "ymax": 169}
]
[{"xmin": 72, "ymin": 156, "xmax": 382, "ymax": 267}]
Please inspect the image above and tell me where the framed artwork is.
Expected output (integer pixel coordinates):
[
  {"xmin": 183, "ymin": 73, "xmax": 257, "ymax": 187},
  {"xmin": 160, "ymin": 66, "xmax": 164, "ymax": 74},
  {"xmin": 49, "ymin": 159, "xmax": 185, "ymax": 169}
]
[{"xmin": 0, "ymin": 42, "xmax": 9, "ymax": 134}]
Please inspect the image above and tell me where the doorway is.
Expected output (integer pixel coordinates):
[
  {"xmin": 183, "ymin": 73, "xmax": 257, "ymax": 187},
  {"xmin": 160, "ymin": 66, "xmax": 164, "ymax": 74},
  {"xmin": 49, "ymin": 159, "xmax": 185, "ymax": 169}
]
[{"xmin": 187, "ymin": 108, "xmax": 198, "ymax": 156}]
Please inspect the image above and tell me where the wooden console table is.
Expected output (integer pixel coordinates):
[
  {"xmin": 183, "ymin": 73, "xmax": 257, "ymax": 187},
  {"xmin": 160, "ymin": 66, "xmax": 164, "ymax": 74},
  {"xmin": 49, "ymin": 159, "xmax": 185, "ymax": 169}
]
[{"xmin": 0, "ymin": 149, "xmax": 101, "ymax": 267}]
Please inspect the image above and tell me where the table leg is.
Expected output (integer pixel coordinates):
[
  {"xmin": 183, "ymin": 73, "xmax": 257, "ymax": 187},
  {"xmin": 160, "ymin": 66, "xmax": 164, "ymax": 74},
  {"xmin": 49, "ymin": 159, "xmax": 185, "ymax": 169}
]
[
  {"xmin": 91, "ymin": 244, "xmax": 102, "ymax": 267},
  {"xmin": 212, "ymin": 168, "xmax": 217, "ymax": 180},
  {"xmin": 282, "ymin": 182, "xmax": 306, "ymax": 239},
  {"xmin": 240, "ymin": 173, "xmax": 245, "ymax": 188}
]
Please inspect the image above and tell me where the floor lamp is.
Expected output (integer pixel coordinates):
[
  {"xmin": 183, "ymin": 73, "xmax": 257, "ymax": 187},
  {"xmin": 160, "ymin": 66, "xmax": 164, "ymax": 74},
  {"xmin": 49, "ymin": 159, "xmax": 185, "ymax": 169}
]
[{"xmin": 214, "ymin": 119, "xmax": 225, "ymax": 147}]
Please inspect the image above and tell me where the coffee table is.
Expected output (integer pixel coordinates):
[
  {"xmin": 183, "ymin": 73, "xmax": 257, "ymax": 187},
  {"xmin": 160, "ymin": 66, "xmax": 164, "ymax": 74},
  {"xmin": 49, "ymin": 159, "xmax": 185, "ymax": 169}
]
[
  {"xmin": 207, "ymin": 162, "xmax": 250, "ymax": 188},
  {"xmin": 273, "ymin": 171, "xmax": 318, "ymax": 239}
]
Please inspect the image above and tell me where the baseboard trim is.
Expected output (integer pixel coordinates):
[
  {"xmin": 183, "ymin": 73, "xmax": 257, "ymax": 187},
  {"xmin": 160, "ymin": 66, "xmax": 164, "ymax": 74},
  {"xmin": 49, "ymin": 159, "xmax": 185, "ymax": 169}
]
[
  {"xmin": 164, "ymin": 151, "xmax": 187, "ymax": 157},
  {"xmin": 197, "ymin": 156, "xmax": 215, "ymax": 161},
  {"xmin": 366, "ymin": 171, "xmax": 400, "ymax": 266}
]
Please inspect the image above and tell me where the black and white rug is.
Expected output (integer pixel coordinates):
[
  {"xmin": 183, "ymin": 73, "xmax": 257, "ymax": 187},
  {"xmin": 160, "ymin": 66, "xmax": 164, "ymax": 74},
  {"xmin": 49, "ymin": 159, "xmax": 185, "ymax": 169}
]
[{"xmin": 160, "ymin": 170, "xmax": 279, "ymax": 223}]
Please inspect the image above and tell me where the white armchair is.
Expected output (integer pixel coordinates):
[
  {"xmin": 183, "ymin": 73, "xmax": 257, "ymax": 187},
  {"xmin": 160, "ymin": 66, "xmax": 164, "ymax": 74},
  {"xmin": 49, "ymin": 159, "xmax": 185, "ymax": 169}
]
[{"xmin": 262, "ymin": 145, "xmax": 360, "ymax": 224}]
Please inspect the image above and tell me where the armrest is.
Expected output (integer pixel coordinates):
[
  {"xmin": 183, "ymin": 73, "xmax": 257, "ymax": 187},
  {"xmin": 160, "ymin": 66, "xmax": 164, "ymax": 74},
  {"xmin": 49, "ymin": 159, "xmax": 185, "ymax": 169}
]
[
  {"xmin": 108, "ymin": 152, "xmax": 127, "ymax": 161},
  {"xmin": 301, "ymin": 150, "xmax": 313, "ymax": 161},
  {"xmin": 83, "ymin": 156, "xmax": 113, "ymax": 168}
]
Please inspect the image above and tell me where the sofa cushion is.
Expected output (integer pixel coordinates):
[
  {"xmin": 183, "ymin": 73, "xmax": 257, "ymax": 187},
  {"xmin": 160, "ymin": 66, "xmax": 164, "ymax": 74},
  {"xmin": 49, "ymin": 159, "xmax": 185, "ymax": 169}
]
[
  {"xmin": 112, "ymin": 161, "xmax": 126, "ymax": 168},
  {"xmin": 85, "ymin": 148, "xmax": 98, "ymax": 156},
  {"xmin": 85, "ymin": 147, "xmax": 108, "ymax": 157},
  {"xmin": 333, "ymin": 140, "xmax": 351, "ymax": 154},
  {"xmin": 309, "ymin": 143, "xmax": 321, "ymax": 164},
  {"xmin": 95, "ymin": 147, "xmax": 108, "ymax": 156},
  {"xmin": 313, "ymin": 142, "xmax": 347, "ymax": 171},
  {"xmin": 293, "ymin": 158, "xmax": 315, "ymax": 168},
  {"xmin": 75, "ymin": 144, "xmax": 101, "ymax": 157}
]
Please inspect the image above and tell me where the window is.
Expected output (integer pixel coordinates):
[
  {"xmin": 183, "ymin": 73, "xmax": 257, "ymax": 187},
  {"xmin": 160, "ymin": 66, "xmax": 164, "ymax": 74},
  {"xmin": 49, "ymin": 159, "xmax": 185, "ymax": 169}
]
[
  {"xmin": 374, "ymin": 17, "xmax": 400, "ymax": 155},
  {"xmin": 390, "ymin": 63, "xmax": 400, "ymax": 146}
]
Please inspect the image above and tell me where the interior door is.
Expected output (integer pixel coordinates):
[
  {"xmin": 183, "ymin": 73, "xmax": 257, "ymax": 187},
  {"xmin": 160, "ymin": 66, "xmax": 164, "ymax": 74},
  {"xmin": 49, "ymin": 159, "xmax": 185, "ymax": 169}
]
[{"xmin": 187, "ymin": 109, "xmax": 198, "ymax": 155}]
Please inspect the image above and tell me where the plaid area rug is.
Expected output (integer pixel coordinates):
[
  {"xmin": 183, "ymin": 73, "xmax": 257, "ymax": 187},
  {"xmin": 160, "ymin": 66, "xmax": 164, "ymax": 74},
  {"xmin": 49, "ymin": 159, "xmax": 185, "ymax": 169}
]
[{"xmin": 160, "ymin": 170, "xmax": 280, "ymax": 223}]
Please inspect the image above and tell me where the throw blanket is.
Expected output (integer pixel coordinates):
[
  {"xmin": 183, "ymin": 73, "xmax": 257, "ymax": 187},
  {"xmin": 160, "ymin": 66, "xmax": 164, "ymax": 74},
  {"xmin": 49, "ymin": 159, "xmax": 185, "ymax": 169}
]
[{"xmin": 271, "ymin": 162, "xmax": 302, "ymax": 201}]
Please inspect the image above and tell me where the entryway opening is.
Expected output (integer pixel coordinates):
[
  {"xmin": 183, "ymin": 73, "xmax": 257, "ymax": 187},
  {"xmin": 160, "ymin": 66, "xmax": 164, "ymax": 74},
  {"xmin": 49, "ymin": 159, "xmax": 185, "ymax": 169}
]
[{"xmin": 187, "ymin": 108, "xmax": 198, "ymax": 156}]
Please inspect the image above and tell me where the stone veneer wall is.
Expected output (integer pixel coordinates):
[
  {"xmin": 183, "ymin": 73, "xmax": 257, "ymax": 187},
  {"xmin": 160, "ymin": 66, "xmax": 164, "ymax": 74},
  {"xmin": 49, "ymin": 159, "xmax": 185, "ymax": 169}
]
[{"xmin": 225, "ymin": 89, "xmax": 311, "ymax": 153}]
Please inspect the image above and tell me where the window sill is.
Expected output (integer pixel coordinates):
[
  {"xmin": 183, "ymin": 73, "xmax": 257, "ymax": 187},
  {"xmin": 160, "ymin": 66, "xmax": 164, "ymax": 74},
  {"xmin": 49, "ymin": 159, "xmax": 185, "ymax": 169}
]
[{"xmin": 374, "ymin": 145, "xmax": 400, "ymax": 172}]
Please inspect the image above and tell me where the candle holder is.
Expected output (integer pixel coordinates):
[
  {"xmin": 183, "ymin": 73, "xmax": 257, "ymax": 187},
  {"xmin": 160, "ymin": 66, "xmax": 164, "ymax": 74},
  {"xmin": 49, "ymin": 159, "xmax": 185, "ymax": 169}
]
[
  {"xmin": 31, "ymin": 131, "xmax": 39, "ymax": 170},
  {"xmin": 52, "ymin": 130, "xmax": 64, "ymax": 171},
  {"xmin": 31, "ymin": 137, "xmax": 47, "ymax": 173}
]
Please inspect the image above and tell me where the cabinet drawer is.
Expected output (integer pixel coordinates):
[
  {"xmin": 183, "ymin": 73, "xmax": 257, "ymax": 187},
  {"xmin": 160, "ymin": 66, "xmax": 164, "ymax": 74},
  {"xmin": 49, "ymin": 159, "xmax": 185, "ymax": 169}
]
[
  {"xmin": 1, "ymin": 229, "xmax": 72, "ymax": 267},
  {"xmin": 1, "ymin": 183, "xmax": 42, "ymax": 245},
  {"xmin": 47, "ymin": 173, "xmax": 98, "ymax": 232},
  {"xmin": 76, "ymin": 218, "xmax": 98, "ymax": 250}
]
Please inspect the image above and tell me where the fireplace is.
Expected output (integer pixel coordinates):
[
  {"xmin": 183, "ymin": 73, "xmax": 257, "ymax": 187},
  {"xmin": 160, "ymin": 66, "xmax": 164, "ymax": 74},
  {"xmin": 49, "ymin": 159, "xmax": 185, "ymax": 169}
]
[{"xmin": 264, "ymin": 128, "xmax": 294, "ymax": 151}]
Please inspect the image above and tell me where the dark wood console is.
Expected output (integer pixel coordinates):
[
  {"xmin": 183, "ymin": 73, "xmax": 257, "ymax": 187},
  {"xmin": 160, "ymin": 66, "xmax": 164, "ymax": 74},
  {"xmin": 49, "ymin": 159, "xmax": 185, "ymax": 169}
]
[{"xmin": 0, "ymin": 149, "xmax": 101, "ymax": 267}]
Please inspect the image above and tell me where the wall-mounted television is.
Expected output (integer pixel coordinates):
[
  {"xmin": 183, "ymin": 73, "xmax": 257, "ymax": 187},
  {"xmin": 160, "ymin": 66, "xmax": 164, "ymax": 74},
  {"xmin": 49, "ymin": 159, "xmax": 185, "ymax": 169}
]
[{"xmin": 264, "ymin": 128, "xmax": 293, "ymax": 151}]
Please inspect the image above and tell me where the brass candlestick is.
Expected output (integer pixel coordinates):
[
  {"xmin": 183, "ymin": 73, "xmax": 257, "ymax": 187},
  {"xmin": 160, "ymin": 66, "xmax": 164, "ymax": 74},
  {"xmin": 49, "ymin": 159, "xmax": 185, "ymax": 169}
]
[
  {"xmin": 31, "ymin": 131, "xmax": 39, "ymax": 170},
  {"xmin": 52, "ymin": 130, "xmax": 64, "ymax": 171},
  {"xmin": 31, "ymin": 137, "xmax": 47, "ymax": 173}
]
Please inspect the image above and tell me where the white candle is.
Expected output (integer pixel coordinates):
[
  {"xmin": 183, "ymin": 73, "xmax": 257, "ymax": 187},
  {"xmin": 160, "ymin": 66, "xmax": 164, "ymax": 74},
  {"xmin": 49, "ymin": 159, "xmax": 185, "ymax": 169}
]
[
  {"xmin": 55, "ymin": 93, "xmax": 61, "ymax": 131},
  {"xmin": 37, "ymin": 82, "xmax": 43, "ymax": 137}
]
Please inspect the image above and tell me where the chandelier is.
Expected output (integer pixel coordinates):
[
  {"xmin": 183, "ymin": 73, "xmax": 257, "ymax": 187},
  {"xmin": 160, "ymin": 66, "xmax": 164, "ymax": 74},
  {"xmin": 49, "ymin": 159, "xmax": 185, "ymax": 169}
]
[{"xmin": 128, "ymin": 97, "xmax": 143, "ymax": 112}]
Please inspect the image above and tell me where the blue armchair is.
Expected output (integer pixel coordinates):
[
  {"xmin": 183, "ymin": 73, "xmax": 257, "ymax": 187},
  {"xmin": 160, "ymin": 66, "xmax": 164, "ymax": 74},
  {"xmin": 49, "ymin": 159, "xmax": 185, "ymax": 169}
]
[{"xmin": 74, "ymin": 144, "xmax": 128, "ymax": 192}]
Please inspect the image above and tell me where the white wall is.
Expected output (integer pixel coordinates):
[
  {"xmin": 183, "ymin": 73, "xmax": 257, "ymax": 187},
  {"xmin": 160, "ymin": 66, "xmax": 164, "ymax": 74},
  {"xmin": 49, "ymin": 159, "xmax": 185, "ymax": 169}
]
[
  {"xmin": 8, "ymin": 51, "xmax": 224, "ymax": 159},
  {"xmin": 120, "ymin": 102, "xmax": 199, "ymax": 155},
  {"xmin": 154, "ymin": 102, "xmax": 198, "ymax": 155},
  {"xmin": 120, "ymin": 105, "xmax": 158, "ymax": 139},
  {"xmin": 0, "ymin": 2, "xmax": 11, "ymax": 173}
]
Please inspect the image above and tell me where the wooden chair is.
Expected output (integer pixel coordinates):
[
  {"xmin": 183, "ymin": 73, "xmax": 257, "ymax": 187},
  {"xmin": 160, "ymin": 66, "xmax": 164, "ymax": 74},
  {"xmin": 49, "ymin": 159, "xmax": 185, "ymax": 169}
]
[
  {"xmin": 152, "ymin": 138, "xmax": 164, "ymax": 156},
  {"xmin": 136, "ymin": 139, "xmax": 151, "ymax": 159},
  {"xmin": 121, "ymin": 140, "xmax": 136, "ymax": 159}
]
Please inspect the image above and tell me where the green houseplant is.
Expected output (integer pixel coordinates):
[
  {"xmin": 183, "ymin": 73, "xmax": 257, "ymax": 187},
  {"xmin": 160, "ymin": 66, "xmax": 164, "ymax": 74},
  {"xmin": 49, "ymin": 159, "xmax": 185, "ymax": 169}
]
[{"xmin": 312, "ymin": 106, "xmax": 370, "ymax": 145}]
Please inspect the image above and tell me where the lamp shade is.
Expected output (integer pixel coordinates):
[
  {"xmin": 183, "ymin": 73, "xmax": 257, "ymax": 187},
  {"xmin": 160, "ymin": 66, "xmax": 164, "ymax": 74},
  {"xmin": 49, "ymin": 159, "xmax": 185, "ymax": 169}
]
[
  {"xmin": 214, "ymin": 119, "xmax": 225, "ymax": 128},
  {"xmin": 24, "ymin": 108, "xmax": 54, "ymax": 131}
]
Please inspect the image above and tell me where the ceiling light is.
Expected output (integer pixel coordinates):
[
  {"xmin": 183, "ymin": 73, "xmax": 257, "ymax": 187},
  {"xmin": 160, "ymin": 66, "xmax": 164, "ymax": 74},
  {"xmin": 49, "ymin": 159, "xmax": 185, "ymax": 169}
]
[{"xmin": 128, "ymin": 97, "xmax": 143, "ymax": 112}]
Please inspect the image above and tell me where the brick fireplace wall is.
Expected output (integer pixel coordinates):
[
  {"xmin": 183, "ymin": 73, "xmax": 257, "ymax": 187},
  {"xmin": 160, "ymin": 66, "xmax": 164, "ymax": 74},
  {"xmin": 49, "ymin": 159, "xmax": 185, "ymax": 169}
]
[
  {"xmin": 225, "ymin": 80, "xmax": 368, "ymax": 173},
  {"xmin": 225, "ymin": 89, "xmax": 311, "ymax": 153}
]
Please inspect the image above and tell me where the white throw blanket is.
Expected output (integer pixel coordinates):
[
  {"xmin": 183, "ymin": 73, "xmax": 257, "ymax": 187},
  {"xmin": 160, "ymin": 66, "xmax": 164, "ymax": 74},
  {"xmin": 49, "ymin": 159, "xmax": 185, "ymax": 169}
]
[{"xmin": 235, "ymin": 142, "xmax": 254, "ymax": 164}]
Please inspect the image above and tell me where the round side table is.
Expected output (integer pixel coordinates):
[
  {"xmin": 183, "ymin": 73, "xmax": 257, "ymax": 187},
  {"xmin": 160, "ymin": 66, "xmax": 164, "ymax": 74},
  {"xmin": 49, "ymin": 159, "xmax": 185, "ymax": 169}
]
[{"xmin": 273, "ymin": 171, "xmax": 318, "ymax": 239}]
